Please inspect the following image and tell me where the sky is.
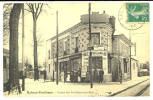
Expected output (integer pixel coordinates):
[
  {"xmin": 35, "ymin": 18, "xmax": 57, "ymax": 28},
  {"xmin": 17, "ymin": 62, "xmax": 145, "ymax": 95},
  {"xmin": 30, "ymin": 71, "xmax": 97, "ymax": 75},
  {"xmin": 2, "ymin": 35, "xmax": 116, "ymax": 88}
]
[{"xmin": 4, "ymin": 2, "xmax": 150, "ymax": 65}]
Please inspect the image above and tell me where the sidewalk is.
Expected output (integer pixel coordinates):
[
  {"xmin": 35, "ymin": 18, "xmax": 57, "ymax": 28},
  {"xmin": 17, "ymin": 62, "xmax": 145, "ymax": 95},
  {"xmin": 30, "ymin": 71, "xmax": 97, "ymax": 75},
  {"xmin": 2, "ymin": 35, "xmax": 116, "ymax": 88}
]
[{"xmin": 4, "ymin": 76, "xmax": 150, "ymax": 97}]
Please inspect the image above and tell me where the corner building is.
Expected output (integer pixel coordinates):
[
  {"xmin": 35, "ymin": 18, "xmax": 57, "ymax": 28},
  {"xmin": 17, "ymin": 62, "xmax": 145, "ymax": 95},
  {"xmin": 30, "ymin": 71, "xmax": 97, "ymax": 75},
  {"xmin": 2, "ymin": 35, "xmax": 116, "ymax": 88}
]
[{"xmin": 46, "ymin": 11, "xmax": 116, "ymax": 82}]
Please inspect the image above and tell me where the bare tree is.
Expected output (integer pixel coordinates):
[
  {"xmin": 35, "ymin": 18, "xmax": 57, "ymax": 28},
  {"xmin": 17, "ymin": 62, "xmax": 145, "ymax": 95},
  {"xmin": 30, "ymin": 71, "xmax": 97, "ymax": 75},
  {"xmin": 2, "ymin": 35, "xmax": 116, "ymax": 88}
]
[
  {"xmin": 26, "ymin": 3, "xmax": 43, "ymax": 80},
  {"xmin": 9, "ymin": 3, "xmax": 23, "ymax": 94},
  {"xmin": 3, "ymin": 4, "xmax": 13, "ymax": 46}
]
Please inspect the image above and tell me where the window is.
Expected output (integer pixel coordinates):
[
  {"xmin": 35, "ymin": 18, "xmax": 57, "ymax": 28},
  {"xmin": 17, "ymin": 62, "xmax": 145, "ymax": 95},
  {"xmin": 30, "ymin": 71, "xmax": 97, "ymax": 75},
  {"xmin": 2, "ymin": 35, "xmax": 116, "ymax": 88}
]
[
  {"xmin": 75, "ymin": 37, "xmax": 79, "ymax": 48},
  {"xmin": 48, "ymin": 50, "xmax": 50, "ymax": 59},
  {"xmin": 91, "ymin": 57, "xmax": 102, "ymax": 69},
  {"xmin": 3, "ymin": 56, "xmax": 6, "ymax": 68},
  {"xmin": 64, "ymin": 40, "xmax": 67, "ymax": 51},
  {"xmin": 91, "ymin": 33, "xmax": 100, "ymax": 45},
  {"xmin": 71, "ymin": 58, "xmax": 81, "ymax": 71},
  {"xmin": 123, "ymin": 58, "xmax": 127, "ymax": 73}
]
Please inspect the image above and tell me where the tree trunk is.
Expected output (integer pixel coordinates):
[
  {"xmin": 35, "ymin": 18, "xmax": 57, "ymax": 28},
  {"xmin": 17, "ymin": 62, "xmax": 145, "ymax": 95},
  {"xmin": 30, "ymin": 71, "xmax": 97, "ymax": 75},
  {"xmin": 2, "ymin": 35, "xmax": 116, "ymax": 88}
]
[
  {"xmin": 33, "ymin": 18, "xmax": 38, "ymax": 80},
  {"xmin": 9, "ymin": 4, "xmax": 23, "ymax": 93}
]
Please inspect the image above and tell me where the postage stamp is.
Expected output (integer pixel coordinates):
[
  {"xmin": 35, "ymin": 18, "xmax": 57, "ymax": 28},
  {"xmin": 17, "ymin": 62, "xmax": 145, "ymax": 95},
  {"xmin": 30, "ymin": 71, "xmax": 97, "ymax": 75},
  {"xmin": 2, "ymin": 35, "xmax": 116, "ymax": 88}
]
[
  {"xmin": 118, "ymin": 3, "xmax": 149, "ymax": 30},
  {"xmin": 126, "ymin": 3, "xmax": 149, "ymax": 22}
]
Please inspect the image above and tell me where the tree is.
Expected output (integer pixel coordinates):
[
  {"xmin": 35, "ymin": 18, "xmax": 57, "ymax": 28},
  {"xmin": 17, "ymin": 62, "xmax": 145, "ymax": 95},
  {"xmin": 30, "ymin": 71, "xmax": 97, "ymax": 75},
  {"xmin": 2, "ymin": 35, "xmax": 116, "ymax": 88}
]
[
  {"xmin": 3, "ymin": 4, "xmax": 13, "ymax": 46},
  {"xmin": 9, "ymin": 4, "xmax": 23, "ymax": 94},
  {"xmin": 26, "ymin": 3, "xmax": 43, "ymax": 80}
]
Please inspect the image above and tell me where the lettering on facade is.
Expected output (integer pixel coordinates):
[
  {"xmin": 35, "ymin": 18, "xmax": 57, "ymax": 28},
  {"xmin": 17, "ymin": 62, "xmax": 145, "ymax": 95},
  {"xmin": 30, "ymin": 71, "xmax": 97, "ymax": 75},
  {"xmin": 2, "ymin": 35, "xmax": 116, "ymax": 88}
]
[
  {"xmin": 59, "ymin": 57, "xmax": 69, "ymax": 62},
  {"xmin": 81, "ymin": 56, "xmax": 88, "ymax": 77},
  {"xmin": 82, "ymin": 51, "xmax": 107, "ymax": 56}
]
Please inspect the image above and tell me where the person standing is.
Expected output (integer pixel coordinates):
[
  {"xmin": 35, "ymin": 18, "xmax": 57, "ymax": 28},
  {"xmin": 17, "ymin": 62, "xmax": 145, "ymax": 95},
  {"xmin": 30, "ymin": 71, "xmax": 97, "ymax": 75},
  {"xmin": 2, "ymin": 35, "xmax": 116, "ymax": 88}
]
[
  {"xmin": 99, "ymin": 69, "xmax": 104, "ymax": 83},
  {"xmin": 70, "ymin": 71, "xmax": 74, "ymax": 83},
  {"xmin": 44, "ymin": 70, "xmax": 46, "ymax": 82},
  {"xmin": 94, "ymin": 69, "xmax": 98, "ymax": 82},
  {"xmin": 78, "ymin": 68, "xmax": 81, "ymax": 82},
  {"xmin": 64, "ymin": 69, "xmax": 67, "ymax": 83},
  {"xmin": 93, "ymin": 69, "xmax": 96, "ymax": 82}
]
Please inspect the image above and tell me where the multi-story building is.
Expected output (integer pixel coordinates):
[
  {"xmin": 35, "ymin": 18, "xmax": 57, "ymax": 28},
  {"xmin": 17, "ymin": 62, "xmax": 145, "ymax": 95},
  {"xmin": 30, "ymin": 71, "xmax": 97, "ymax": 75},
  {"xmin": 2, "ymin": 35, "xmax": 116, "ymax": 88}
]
[
  {"xmin": 46, "ymin": 11, "xmax": 115, "ymax": 82},
  {"xmin": 111, "ymin": 34, "xmax": 137, "ymax": 82},
  {"xmin": 46, "ymin": 12, "xmax": 138, "ymax": 83}
]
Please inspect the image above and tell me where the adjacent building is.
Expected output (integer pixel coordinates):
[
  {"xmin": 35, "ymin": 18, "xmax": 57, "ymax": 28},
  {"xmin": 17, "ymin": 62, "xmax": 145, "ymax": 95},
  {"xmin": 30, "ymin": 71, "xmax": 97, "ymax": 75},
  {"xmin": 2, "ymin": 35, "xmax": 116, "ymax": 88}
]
[{"xmin": 46, "ymin": 11, "xmax": 138, "ymax": 82}]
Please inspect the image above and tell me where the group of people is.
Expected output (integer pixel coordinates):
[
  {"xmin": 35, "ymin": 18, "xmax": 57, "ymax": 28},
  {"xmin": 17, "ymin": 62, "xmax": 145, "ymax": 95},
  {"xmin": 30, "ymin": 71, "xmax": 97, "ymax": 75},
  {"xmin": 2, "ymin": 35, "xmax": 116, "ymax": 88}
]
[
  {"xmin": 70, "ymin": 68, "xmax": 81, "ymax": 83},
  {"xmin": 56, "ymin": 68, "xmax": 104, "ymax": 83},
  {"xmin": 93, "ymin": 69, "xmax": 104, "ymax": 83}
]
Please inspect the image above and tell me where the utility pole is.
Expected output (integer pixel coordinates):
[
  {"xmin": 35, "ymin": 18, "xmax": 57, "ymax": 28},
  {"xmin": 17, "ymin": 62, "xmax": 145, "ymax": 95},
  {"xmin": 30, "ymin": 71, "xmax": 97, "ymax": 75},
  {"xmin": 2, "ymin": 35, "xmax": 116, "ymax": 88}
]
[
  {"xmin": 129, "ymin": 30, "xmax": 132, "ymax": 80},
  {"xmin": 56, "ymin": 11, "xmax": 59, "ymax": 85},
  {"xmin": 88, "ymin": 3, "xmax": 93, "ymax": 88},
  {"xmin": 22, "ymin": 4, "xmax": 25, "ymax": 91}
]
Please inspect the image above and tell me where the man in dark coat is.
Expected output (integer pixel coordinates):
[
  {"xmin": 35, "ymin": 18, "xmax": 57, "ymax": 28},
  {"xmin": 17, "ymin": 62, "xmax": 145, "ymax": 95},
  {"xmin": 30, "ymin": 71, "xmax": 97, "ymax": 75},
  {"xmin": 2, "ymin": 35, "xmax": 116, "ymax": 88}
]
[
  {"xmin": 93, "ymin": 69, "xmax": 99, "ymax": 82},
  {"xmin": 70, "ymin": 71, "xmax": 74, "ymax": 83},
  {"xmin": 99, "ymin": 70, "xmax": 104, "ymax": 83},
  {"xmin": 44, "ymin": 70, "xmax": 47, "ymax": 82}
]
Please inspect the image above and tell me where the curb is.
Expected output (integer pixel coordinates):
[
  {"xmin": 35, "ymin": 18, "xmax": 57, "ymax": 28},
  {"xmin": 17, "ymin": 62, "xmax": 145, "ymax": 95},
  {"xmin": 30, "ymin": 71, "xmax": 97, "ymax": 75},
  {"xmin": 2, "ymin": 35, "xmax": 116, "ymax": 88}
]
[{"xmin": 109, "ymin": 79, "xmax": 149, "ymax": 96}]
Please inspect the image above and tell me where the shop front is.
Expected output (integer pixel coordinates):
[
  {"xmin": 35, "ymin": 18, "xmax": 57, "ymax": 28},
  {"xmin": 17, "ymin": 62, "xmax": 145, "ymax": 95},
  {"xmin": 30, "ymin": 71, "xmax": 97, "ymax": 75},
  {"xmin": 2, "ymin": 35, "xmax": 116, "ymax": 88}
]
[
  {"xmin": 57, "ymin": 50, "xmax": 109, "ymax": 83},
  {"xmin": 58, "ymin": 53, "xmax": 82, "ymax": 83},
  {"xmin": 82, "ymin": 50, "xmax": 108, "ymax": 82}
]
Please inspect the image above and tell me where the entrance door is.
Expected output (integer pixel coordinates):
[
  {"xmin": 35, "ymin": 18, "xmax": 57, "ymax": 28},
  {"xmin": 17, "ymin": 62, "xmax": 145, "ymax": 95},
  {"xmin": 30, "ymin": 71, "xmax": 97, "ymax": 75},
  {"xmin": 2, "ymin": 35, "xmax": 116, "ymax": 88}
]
[
  {"xmin": 111, "ymin": 58, "xmax": 119, "ymax": 82},
  {"xmin": 91, "ymin": 57, "xmax": 102, "ymax": 82}
]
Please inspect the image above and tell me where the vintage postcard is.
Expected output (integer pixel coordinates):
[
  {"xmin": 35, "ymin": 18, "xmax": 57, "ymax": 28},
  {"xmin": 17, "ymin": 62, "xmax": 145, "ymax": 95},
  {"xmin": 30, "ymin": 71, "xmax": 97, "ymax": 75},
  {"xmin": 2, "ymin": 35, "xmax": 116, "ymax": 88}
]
[{"xmin": 2, "ymin": 2, "xmax": 150, "ymax": 97}]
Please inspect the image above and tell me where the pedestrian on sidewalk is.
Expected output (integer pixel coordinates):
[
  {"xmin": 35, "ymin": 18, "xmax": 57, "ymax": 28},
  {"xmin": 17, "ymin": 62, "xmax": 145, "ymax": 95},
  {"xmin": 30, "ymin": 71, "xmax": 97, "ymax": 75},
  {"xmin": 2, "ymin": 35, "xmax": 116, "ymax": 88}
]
[
  {"xmin": 43, "ymin": 70, "xmax": 46, "ymax": 82},
  {"xmin": 64, "ymin": 70, "xmax": 67, "ymax": 83},
  {"xmin": 119, "ymin": 69, "xmax": 122, "ymax": 84},
  {"xmin": 94, "ymin": 69, "xmax": 98, "ymax": 82},
  {"xmin": 99, "ymin": 69, "xmax": 104, "ymax": 83},
  {"xmin": 70, "ymin": 71, "xmax": 74, "ymax": 83}
]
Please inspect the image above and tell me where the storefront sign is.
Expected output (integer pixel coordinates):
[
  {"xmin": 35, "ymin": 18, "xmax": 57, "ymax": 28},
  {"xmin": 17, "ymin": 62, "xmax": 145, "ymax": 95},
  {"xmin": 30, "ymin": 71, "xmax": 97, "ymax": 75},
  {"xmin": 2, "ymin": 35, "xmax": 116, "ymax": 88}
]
[
  {"xmin": 94, "ymin": 46, "xmax": 104, "ymax": 51},
  {"xmin": 92, "ymin": 51, "xmax": 107, "ymax": 56},
  {"xmin": 69, "ymin": 54, "xmax": 81, "ymax": 59},
  {"xmin": 82, "ymin": 51, "xmax": 107, "ymax": 56},
  {"xmin": 81, "ymin": 56, "xmax": 88, "ymax": 77},
  {"xmin": 59, "ymin": 57, "xmax": 69, "ymax": 62}
]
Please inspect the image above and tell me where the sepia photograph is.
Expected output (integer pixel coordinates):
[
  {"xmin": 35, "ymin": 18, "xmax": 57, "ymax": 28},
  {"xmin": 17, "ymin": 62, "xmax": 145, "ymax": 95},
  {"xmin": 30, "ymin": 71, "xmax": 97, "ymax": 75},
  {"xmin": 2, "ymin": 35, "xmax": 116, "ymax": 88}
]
[{"xmin": 2, "ymin": 1, "xmax": 150, "ymax": 97}]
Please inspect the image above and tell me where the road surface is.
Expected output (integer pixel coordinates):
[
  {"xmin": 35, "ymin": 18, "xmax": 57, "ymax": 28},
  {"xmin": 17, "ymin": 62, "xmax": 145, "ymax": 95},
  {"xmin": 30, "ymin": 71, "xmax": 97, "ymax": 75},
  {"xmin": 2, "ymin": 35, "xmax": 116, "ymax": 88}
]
[{"xmin": 112, "ymin": 79, "xmax": 150, "ymax": 96}]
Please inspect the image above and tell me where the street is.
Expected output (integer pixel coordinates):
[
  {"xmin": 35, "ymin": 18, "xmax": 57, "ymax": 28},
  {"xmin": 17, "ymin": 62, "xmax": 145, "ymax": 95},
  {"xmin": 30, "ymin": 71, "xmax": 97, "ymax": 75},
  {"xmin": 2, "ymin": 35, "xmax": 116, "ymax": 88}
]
[
  {"xmin": 3, "ymin": 76, "xmax": 150, "ymax": 97},
  {"xmin": 111, "ymin": 80, "xmax": 150, "ymax": 96}
]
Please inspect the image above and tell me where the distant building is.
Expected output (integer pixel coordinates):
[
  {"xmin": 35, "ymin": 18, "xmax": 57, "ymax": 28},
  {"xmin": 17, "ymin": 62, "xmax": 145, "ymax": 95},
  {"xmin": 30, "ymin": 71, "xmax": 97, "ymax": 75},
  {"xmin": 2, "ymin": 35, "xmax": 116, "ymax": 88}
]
[{"xmin": 112, "ymin": 34, "xmax": 132, "ymax": 82}]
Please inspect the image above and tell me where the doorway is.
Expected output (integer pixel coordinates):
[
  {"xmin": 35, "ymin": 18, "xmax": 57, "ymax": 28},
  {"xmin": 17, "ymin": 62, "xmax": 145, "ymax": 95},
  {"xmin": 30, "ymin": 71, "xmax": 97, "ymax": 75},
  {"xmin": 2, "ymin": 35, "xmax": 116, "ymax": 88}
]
[{"xmin": 111, "ymin": 57, "xmax": 119, "ymax": 82}]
